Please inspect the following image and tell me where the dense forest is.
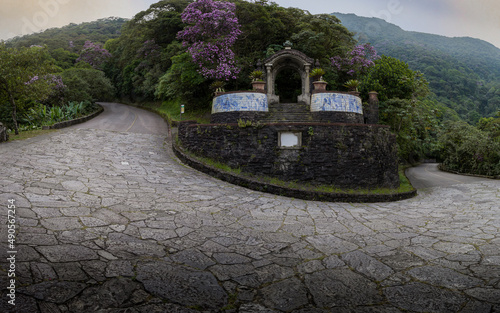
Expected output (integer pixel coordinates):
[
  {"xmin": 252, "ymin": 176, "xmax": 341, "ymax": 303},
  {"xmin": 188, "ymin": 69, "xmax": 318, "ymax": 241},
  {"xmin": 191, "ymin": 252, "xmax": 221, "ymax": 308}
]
[
  {"xmin": 1, "ymin": 0, "xmax": 499, "ymax": 175},
  {"xmin": 335, "ymin": 13, "xmax": 500, "ymax": 124}
]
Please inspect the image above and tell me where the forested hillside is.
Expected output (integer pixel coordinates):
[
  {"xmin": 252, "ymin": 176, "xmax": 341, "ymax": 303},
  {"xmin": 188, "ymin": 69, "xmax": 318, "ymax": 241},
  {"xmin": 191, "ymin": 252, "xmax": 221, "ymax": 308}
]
[
  {"xmin": 334, "ymin": 13, "xmax": 500, "ymax": 123},
  {"xmin": 6, "ymin": 17, "xmax": 127, "ymax": 51}
]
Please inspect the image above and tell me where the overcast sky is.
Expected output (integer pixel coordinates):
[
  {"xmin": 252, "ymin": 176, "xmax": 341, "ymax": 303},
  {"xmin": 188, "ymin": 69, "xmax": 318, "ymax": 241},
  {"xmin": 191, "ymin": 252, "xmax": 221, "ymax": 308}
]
[{"xmin": 2, "ymin": 0, "xmax": 500, "ymax": 48}]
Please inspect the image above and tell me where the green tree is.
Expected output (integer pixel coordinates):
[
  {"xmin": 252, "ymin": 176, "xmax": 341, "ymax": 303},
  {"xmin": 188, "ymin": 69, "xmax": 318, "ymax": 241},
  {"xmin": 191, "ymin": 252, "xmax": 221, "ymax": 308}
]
[
  {"xmin": 438, "ymin": 121, "xmax": 500, "ymax": 176},
  {"xmin": 155, "ymin": 52, "xmax": 210, "ymax": 108},
  {"xmin": 60, "ymin": 68, "xmax": 115, "ymax": 102},
  {"xmin": 361, "ymin": 55, "xmax": 428, "ymax": 101},
  {"xmin": 0, "ymin": 44, "xmax": 57, "ymax": 134}
]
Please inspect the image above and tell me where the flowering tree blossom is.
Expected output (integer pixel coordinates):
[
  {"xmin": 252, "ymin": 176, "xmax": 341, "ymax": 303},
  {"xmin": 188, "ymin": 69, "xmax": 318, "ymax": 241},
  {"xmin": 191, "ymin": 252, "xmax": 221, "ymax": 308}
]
[
  {"xmin": 76, "ymin": 41, "xmax": 112, "ymax": 69},
  {"xmin": 25, "ymin": 74, "xmax": 67, "ymax": 105},
  {"xmin": 331, "ymin": 43, "xmax": 380, "ymax": 79},
  {"xmin": 177, "ymin": 0, "xmax": 242, "ymax": 81}
]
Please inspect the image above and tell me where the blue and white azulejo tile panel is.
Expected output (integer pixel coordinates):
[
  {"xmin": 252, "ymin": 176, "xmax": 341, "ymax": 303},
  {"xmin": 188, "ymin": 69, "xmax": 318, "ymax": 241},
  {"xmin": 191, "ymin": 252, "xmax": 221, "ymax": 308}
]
[
  {"xmin": 212, "ymin": 92, "xmax": 268, "ymax": 114},
  {"xmin": 311, "ymin": 93, "xmax": 363, "ymax": 114}
]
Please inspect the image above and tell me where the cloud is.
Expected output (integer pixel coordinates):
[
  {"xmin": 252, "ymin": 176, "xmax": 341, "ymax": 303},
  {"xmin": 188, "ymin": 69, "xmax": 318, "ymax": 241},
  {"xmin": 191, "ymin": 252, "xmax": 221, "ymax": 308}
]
[{"xmin": 0, "ymin": 0, "xmax": 157, "ymax": 41}]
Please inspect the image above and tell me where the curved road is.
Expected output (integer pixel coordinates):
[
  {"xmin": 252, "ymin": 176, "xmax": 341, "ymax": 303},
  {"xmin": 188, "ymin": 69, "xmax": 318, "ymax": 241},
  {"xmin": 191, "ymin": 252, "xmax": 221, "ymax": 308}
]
[
  {"xmin": 406, "ymin": 163, "xmax": 493, "ymax": 189},
  {"xmin": 0, "ymin": 103, "xmax": 499, "ymax": 312},
  {"xmin": 70, "ymin": 102, "xmax": 169, "ymax": 135}
]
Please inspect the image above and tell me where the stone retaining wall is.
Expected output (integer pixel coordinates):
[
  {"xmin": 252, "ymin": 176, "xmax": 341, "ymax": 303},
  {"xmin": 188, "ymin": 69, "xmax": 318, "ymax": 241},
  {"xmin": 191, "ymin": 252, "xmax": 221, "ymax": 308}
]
[
  {"xmin": 178, "ymin": 121, "xmax": 399, "ymax": 189},
  {"xmin": 173, "ymin": 143, "xmax": 415, "ymax": 203},
  {"xmin": 42, "ymin": 105, "xmax": 103, "ymax": 130}
]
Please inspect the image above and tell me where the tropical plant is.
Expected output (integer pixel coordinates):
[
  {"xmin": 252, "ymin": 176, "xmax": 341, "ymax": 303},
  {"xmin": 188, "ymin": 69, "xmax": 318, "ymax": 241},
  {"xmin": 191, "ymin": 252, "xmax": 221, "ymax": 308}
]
[
  {"xmin": 343, "ymin": 79, "xmax": 360, "ymax": 92},
  {"xmin": 0, "ymin": 44, "xmax": 57, "ymax": 134},
  {"xmin": 309, "ymin": 68, "xmax": 326, "ymax": 81},
  {"xmin": 249, "ymin": 70, "xmax": 264, "ymax": 82},
  {"xmin": 210, "ymin": 81, "xmax": 226, "ymax": 94}
]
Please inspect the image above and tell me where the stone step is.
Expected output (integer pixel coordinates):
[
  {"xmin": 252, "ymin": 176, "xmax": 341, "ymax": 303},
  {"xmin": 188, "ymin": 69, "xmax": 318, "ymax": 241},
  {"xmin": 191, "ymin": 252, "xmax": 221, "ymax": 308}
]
[
  {"xmin": 269, "ymin": 103, "xmax": 310, "ymax": 114},
  {"xmin": 261, "ymin": 112, "xmax": 315, "ymax": 123}
]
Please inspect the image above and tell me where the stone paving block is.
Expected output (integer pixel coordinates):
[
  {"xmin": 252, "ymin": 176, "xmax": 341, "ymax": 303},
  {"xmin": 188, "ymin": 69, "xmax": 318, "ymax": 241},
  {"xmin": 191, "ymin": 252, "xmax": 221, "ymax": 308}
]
[
  {"xmin": 31, "ymin": 263, "xmax": 57, "ymax": 283},
  {"xmin": 40, "ymin": 217, "xmax": 82, "ymax": 231},
  {"xmin": 261, "ymin": 278, "xmax": 309, "ymax": 312},
  {"xmin": 384, "ymin": 282, "xmax": 467, "ymax": 312},
  {"xmin": 52, "ymin": 263, "xmax": 88, "ymax": 281},
  {"xmin": 341, "ymin": 251, "xmax": 394, "ymax": 281},
  {"xmin": 17, "ymin": 233, "xmax": 58, "ymax": 245},
  {"xmin": 1, "ymin": 109, "xmax": 499, "ymax": 311},
  {"xmin": 105, "ymin": 260, "xmax": 135, "ymax": 277},
  {"xmin": 465, "ymin": 288, "xmax": 500, "ymax": 304},
  {"xmin": 306, "ymin": 234, "xmax": 359, "ymax": 254},
  {"xmin": 305, "ymin": 269, "xmax": 383, "ymax": 307},
  {"xmin": 136, "ymin": 262, "xmax": 227, "ymax": 310},
  {"xmin": 36, "ymin": 245, "xmax": 99, "ymax": 262},
  {"xmin": 18, "ymin": 281, "xmax": 87, "ymax": 304},
  {"xmin": 408, "ymin": 266, "xmax": 483, "ymax": 289}
]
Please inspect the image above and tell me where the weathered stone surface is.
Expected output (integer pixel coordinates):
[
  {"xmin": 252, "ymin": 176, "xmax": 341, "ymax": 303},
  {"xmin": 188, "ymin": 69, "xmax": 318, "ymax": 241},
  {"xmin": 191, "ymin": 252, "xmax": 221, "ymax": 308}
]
[
  {"xmin": 136, "ymin": 262, "xmax": 227, "ymax": 310},
  {"xmin": 213, "ymin": 252, "xmax": 252, "ymax": 265},
  {"xmin": 67, "ymin": 278, "xmax": 142, "ymax": 312},
  {"xmin": 106, "ymin": 260, "xmax": 135, "ymax": 277},
  {"xmin": 465, "ymin": 288, "xmax": 500, "ymax": 304},
  {"xmin": 408, "ymin": 266, "xmax": 483, "ymax": 289},
  {"xmin": 306, "ymin": 234, "xmax": 359, "ymax": 254},
  {"xmin": 178, "ymin": 122, "xmax": 399, "ymax": 189},
  {"xmin": 170, "ymin": 249, "xmax": 216, "ymax": 270},
  {"xmin": 0, "ymin": 293, "xmax": 38, "ymax": 313},
  {"xmin": 305, "ymin": 269, "xmax": 383, "ymax": 307},
  {"xmin": 384, "ymin": 283, "xmax": 467, "ymax": 312},
  {"xmin": 53, "ymin": 263, "xmax": 88, "ymax": 281},
  {"xmin": 19, "ymin": 281, "xmax": 87, "ymax": 303},
  {"xmin": 261, "ymin": 278, "xmax": 309, "ymax": 312},
  {"xmin": 105, "ymin": 233, "xmax": 165, "ymax": 257},
  {"xmin": 341, "ymin": 251, "xmax": 394, "ymax": 281},
  {"xmin": 41, "ymin": 217, "xmax": 82, "ymax": 230},
  {"xmin": 239, "ymin": 303, "xmax": 277, "ymax": 313},
  {"xmin": 1, "ymin": 103, "xmax": 499, "ymax": 311},
  {"xmin": 36, "ymin": 245, "xmax": 98, "ymax": 262}
]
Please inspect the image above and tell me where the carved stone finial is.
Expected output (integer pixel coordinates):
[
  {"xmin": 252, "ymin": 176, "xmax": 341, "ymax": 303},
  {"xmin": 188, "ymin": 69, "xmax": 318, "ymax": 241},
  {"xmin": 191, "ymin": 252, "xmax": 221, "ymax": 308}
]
[
  {"xmin": 315, "ymin": 59, "xmax": 321, "ymax": 68},
  {"xmin": 283, "ymin": 40, "xmax": 293, "ymax": 49},
  {"xmin": 256, "ymin": 59, "xmax": 262, "ymax": 70}
]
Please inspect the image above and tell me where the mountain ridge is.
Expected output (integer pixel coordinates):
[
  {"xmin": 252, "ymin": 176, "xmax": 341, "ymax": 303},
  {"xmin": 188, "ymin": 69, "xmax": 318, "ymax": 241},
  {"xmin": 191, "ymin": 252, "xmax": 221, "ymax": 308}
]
[{"xmin": 334, "ymin": 13, "xmax": 500, "ymax": 121}]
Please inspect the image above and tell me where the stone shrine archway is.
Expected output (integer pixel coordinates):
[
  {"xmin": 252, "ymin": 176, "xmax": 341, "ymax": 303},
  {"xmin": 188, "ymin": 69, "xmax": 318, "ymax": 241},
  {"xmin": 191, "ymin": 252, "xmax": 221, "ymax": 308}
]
[{"xmin": 264, "ymin": 48, "xmax": 314, "ymax": 105}]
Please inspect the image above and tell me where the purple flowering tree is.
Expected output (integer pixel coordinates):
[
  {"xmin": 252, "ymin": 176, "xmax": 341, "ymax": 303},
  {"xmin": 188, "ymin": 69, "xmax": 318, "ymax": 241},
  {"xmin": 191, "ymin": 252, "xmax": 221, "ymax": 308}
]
[
  {"xmin": 25, "ymin": 74, "xmax": 67, "ymax": 105},
  {"xmin": 177, "ymin": 0, "xmax": 242, "ymax": 81},
  {"xmin": 331, "ymin": 43, "xmax": 380, "ymax": 79},
  {"xmin": 77, "ymin": 41, "xmax": 112, "ymax": 70}
]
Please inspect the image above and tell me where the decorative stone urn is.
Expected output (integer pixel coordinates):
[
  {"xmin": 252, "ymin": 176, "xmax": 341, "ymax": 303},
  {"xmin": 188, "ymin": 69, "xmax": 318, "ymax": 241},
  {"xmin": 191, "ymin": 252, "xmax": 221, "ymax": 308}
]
[
  {"xmin": 251, "ymin": 81, "xmax": 266, "ymax": 91},
  {"xmin": 313, "ymin": 81, "xmax": 328, "ymax": 92}
]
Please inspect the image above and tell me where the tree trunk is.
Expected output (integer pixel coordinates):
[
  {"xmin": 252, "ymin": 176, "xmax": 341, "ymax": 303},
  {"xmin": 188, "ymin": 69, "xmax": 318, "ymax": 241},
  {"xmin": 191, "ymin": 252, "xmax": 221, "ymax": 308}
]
[{"xmin": 7, "ymin": 90, "xmax": 19, "ymax": 135}]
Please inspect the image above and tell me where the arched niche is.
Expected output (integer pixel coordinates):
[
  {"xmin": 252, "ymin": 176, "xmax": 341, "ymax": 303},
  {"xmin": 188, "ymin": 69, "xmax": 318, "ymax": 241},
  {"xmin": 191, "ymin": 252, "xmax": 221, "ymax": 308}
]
[{"xmin": 264, "ymin": 48, "xmax": 314, "ymax": 105}]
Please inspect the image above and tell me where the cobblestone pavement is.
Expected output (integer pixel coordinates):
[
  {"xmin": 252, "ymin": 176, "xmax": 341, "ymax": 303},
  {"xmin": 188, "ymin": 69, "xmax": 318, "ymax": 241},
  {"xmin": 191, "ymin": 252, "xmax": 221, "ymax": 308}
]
[{"xmin": 0, "ymin": 125, "xmax": 499, "ymax": 312}]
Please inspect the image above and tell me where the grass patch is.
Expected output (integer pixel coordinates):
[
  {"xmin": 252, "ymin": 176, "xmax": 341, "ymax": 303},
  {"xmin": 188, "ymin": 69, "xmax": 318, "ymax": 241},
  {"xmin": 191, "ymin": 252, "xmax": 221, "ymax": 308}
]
[
  {"xmin": 127, "ymin": 99, "xmax": 211, "ymax": 125},
  {"xmin": 7, "ymin": 129, "xmax": 58, "ymax": 141}
]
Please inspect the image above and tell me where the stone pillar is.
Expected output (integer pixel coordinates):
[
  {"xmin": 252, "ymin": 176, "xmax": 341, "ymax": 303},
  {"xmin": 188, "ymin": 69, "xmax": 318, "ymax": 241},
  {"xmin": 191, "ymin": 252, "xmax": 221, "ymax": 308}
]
[
  {"xmin": 364, "ymin": 91, "xmax": 379, "ymax": 124},
  {"xmin": 266, "ymin": 64, "xmax": 273, "ymax": 96},
  {"xmin": 304, "ymin": 65, "xmax": 311, "ymax": 96}
]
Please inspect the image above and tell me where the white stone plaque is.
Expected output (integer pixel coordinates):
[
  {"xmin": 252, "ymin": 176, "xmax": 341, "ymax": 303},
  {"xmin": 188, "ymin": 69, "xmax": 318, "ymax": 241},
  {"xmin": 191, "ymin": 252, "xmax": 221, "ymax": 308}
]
[{"xmin": 279, "ymin": 132, "xmax": 301, "ymax": 148}]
